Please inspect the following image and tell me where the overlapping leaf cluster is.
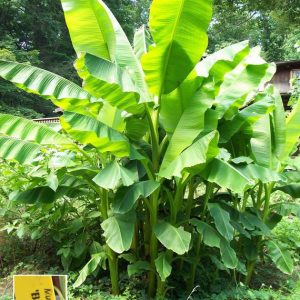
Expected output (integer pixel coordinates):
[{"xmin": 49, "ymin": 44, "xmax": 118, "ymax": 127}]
[{"xmin": 0, "ymin": 0, "xmax": 300, "ymax": 297}]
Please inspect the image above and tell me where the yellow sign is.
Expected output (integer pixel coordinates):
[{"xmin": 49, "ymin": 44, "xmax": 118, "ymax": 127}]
[{"xmin": 14, "ymin": 276, "xmax": 55, "ymax": 300}]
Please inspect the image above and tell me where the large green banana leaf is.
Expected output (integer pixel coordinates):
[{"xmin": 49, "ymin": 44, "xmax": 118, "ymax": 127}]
[
  {"xmin": 73, "ymin": 252, "xmax": 107, "ymax": 288},
  {"xmin": 236, "ymin": 163, "xmax": 281, "ymax": 184},
  {"xmin": 160, "ymin": 91, "xmax": 213, "ymax": 172},
  {"xmin": 220, "ymin": 238, "xmax": 238, "ymax": 269},
  {"xmin": 219, "ymin": 88, "xmax": 275, "ymax": 143},
  {"xmin": 250, "ymin": 90, "xmax": 286, "ymax": 170},
  {"xmin": 0, "ymin": 60, "xmax": 100, "ymax": 116},
  {"xmin": 274, "ymin": 184, "xmax": 300, "ymax": 199},
  {"xmin": 208, "ymin": 203, "xmax": 234, "ymax": 241},
  {"xmin": 160, "ymin": 41, "xmax": 250, "ymax": 136},
  {"xmin": 142, "ymin": 0, "xmax": 212, "ymax": 95},
  {"xmin": 190, "ymin": 219, "xmax": 220, "ymax": 248},
  {"xmin": 266, "ymin": 240, "xmax": 294, "ymax": 275},
  {"xmin": 97, "ymin": 103, "xmax": 125, "ymax": 132},
  {"xmin": 134, "ymin": 26, "xmax": 151, "ymax": 60},
  {"xmin": 0, "ymin": 113, "xmax": 68, "ymax": 145},
  {"xmin": 60, "ymin": 112, "xmax": 131, "ymax": 157},
  {"xmin": 280, "ymin": 171, "xmax": 300, "ymax": 184},
  {"xmin": 60, "ymin": 0, "xmax": 115, "ymax": 60},
  {"xmin": 190, "ymin": 219, "xmax": 238, "ymax": 268},
  {"xmin": 0, "ymin": 137, "xmax": 40, "ymax": 164},
  {"xmin": 154, "ymin": 221, "xmax": 191, "ymax": 255},
  {"xmin": 10, "ymin": 186, "xmax": 56, "ymax": 204},
  {"xmin": 158, "ymin": 131, "xmax": 219, "ymax": 179},
  {"xmin": 270, "ymin": 202, "xmax": 300, "ymax": 218},
  {"xmin": 215, "ymin": 47, "xmax": 276, "ymax": 119},
  {"xmin": 10, "ymin": 185, "xmax": 86, "ymax": 204},
  {"xmin": 195, "ymin": 41, "xmax": 249, "ymax": 79},
  {"xmin": 112, "ymin": 180, "xmax": 160, "ymax": 214},
  {"xmin": 61, "ymin": 0, "xmax": 148, "ymax": 98},
  {"xmin": 202, "ymin": 159, "xmax": 252, "ymax": 194},
  {"xmin": 101, "ymin": 211, "xmax": 136, "ymax": 253},
  {"xmin": 125, "ymin": 115, "xmax": 149, "ymax": 141},
  {"xmin": 160, "ymin": 42, "xmax": 250, "ymax": 171},
  {"xmin": 75, "ymin": 53, "xmax": 144, "ymax": 114},
  {"xmin": 283, "ymin": 96, "xmax": 300, "ymax": 159},
  {"xmin": 271, "ymin": 87, "xmax": 286, "ymax": 160},
  {"xmin": 250, "ymin": 114, "xmax": 273, "ymax": 168},
  {"xmin": 93, "ymin": 161, "xmax": 137, "ymax": 190}
]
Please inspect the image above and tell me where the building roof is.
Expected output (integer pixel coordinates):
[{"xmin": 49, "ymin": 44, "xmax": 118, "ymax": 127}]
[
  {"xmin": 275, "ymin": 60, "xmax": 300, "ymax": 69},
  {"xmin": 33, "ymin": 117, "xmax": 60, "ymax": 124}
]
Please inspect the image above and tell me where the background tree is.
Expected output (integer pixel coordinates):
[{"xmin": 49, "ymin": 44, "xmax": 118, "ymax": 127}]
[
  {"xmin": 0, "ymin": 0, "xmax": 299, "ymax": 118},
  {"xmin": 0, "ymin": 0, "xmax": 150, "ymax": 118},
  {"xmin": 209, "ymin": 0, "xmax": 300, "ymax": 61}
]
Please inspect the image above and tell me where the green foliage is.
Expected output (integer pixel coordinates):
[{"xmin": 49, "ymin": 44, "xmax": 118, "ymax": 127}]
[
  {"xmin": 0, "ymin": 0, "xmax": 150, "ymax": 118},
  {"xmin": 209, "ymin": 0, "xmax": 300, "ymax": 61},
  {"xmin": 273, "ymin": 217, "xmax": 300, "ymax": 260},
  {"xmin": 289, "ymin": 75, "xmax": 300, "ymax": 109},
  {"xmin": 1, "ymin": 0, "xmax": 300, "ymax": 299},
  {"xmin": 201, "ymin": 283, "xmax": 300, "ymax": 300}
]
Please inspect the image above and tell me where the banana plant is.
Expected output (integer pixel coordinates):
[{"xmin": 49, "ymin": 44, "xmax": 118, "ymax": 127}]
[
  {"xmin": 0, "ymin": 0, "xmax": 299, "ymax": 297},
  {"xmin": 233, "ymin": 86, "xmax": 300, "ymax": 285},
  {"xmin": 205, "ymin": 81, "xmax": 300, "ymax": 284}
]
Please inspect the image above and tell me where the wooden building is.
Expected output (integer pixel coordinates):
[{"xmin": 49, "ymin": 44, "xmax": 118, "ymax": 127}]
[{"xmin": 271, "ymin": 60, "xmax": 300, "ymax": 102}]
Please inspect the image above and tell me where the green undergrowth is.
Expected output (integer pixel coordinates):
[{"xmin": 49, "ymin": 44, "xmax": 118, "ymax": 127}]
[
  {"xmin": 1, "ymin": 235, "xmax": 300, "ymax": 300},
  {"xmin": 1, "ymin": 211, "xmax": 300, "ymax": 300}
]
